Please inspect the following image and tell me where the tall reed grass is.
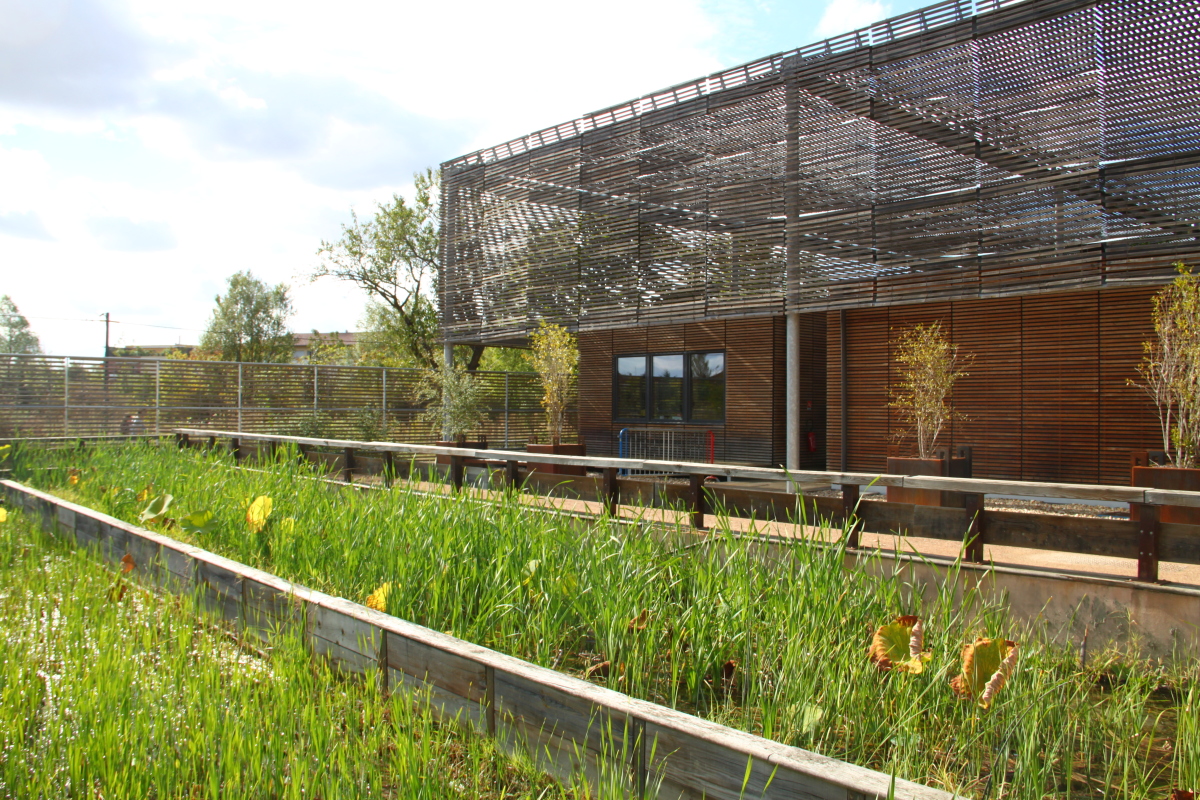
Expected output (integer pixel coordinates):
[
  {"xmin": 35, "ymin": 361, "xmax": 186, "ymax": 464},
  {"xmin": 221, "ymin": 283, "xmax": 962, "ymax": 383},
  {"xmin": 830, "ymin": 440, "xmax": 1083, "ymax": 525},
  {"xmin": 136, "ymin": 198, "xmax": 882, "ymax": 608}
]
[
  {"xmin": 12, "ymin": 441, "xmax": 1198, "ymax": 798},
  {"xmin": 0, "ymin": 505, "xmax": 599, "ymax": 799}
]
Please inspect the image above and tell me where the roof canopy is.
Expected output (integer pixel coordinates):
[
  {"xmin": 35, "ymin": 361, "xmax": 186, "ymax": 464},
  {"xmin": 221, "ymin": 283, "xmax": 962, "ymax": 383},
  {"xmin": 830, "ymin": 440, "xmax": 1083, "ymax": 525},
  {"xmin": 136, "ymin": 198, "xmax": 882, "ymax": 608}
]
[{"xmin": 441, "ymin": 0, "xmax": 1200, "ymax": 343}]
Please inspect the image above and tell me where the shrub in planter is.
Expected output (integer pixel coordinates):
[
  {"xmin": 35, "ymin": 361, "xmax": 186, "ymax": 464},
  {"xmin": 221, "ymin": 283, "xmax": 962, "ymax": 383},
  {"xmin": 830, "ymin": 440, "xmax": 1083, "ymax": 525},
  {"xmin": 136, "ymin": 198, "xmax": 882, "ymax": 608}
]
[
  {"xmin": 1130, "ymin": 262, "xmax": 1200, "ymax": 522},
  {"xmin": 887, "ymin": 321, "xmax": 971, "ymax": 507},
  {"xmin": 527, "ymin": 322, "xmax": 585, "ymax": 476}
]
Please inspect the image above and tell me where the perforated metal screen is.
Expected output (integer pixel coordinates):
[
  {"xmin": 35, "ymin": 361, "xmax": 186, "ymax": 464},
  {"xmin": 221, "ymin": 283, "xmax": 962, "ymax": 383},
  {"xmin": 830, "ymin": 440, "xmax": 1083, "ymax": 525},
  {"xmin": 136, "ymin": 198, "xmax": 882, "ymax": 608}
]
[{"xmin": 441, "ymin": 0, "xmax": 1200, "ymax": 344}]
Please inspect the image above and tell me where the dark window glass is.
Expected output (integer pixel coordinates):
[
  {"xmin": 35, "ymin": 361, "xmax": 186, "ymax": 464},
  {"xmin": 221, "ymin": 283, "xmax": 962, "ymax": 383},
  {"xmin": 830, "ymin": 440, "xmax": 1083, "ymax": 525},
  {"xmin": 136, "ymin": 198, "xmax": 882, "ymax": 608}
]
[
  {"xmin": 689, "ymin": 352, "xmax": 725, "ymax": 420},
  {"xmin": 615, "ymin": 356, "xmax": 647, "ymax": 418},
  {"xmin": 651, "ymin": 354, "xmax": 684, "ymax": 420}
]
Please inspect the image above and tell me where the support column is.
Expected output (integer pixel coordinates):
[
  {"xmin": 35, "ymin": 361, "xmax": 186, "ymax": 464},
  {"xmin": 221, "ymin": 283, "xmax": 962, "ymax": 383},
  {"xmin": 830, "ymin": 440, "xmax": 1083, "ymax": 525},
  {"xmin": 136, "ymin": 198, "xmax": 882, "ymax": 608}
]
[
  {"xmin": 785, "ymin": 312, "xmax": 801, "ymax": 474},
  {"xmin": 783, "ymin": 66, "xmax": 801, "ymax": 480}
]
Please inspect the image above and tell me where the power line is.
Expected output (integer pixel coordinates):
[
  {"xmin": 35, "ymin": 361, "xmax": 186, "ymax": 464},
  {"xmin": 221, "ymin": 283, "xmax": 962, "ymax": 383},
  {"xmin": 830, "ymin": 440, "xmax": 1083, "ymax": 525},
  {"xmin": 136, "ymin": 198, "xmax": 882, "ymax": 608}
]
[{"xmin": 0, "ymin": 313, "xmax": 205, "ymax": 334}]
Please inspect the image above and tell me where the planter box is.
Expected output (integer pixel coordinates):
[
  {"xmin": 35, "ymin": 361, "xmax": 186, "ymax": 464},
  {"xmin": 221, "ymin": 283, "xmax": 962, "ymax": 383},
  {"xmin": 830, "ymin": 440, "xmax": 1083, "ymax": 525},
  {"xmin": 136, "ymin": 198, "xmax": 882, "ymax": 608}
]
[
  {"xmin": 886, "ymin": 457, "xmax": 946, "ymax": 507},
  {"xmin": 1131, "ymin": 464, "xmax": 1200, "ymax": 524},
  {"xmin": 435, "ymin": 440, "xmax": 489, "ymax": 467},
  {"xmin": 527, "ymin": 442, "xmax": 586, "ymax": 476},
  {"xmin": 886, "ymin": 447, "xmax": 973, "ymax": 508}
]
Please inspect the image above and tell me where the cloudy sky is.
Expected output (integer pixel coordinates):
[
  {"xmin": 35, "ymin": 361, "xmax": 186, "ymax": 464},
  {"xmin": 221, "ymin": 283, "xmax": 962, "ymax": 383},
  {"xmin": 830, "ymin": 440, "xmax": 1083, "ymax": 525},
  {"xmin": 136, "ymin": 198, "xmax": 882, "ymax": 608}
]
[{"xmin": 1, "ymin": 0, "xmax": 927, "ymax": 356}]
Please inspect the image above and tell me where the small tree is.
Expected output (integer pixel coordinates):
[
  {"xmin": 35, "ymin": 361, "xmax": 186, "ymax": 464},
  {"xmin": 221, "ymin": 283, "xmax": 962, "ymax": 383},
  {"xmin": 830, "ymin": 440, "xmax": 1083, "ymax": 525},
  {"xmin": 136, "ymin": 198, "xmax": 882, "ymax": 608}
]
[
  {"xmin": 0, "ymin": 296, "xmax": 43, "ymax": 355},
  {"xmin": 415, "ymin": 363, "xmax": 484, "ymax": 443},
  {"xmin": 890, "ymin": 321, "xmax": 970, "ymax": 459},
  {"xmin": 198, "ymin": 271, "xmax": 293, "ymax": 363},
  {"xmin": 1131, "ymin": 262, "xmax": 1200, "ymax": 467},
  {"xmin": 530, "ymin": 322, "xmax": 578, "ymax": 445}
]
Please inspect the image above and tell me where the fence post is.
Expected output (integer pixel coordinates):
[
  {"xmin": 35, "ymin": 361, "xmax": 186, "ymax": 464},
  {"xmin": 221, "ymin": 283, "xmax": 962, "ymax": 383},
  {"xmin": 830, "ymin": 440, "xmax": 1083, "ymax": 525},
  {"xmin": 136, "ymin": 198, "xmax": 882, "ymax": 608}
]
[
  {"xmin": 313, "ymin": 365, "xmax": 319, "ymax": 414},
  {"xmin": 155, "ymin": 359, "xmax": 161, "ymax": 436},
  {"xmin": 964, "ymin": 493, "xmax": 986, "ymax": 563},
  {"xmin": 842, "ymin": 483, "xmax": 861, "ymax": 548},
  {"xmin": 381, "ymin": 368, "xmax": 388, "ymax": 436},
  {"xmin": 450, "ymin": 454, "xmax": 464, "ymax": 492},
  {"xmin": 343, "ymin": 447, "xmax": 356, "ymax": 483},
  {"xmin": 382, "ymin": 451, "xmax": 395, "ymax": 488},
  {"xmin": 237, "ymin": 362, "xmax": 244, "ymax": 433},
  {"xmin": 688, "ymin": 473, "xmax": 706, "ymax": 529},
  {"xmin": 1136, "ymin": 503, "xmax": 1160, "ymax": 582},
  {"xmin": 231, "ymin": 437, "xmax": 242, "ymax": 462},
  {"xmin": 63, "ymin": 357, "xmax": 70, "ymax": 436},
  {"xmin": 505, "ymin": 459, "xmax": 520, "ymax": 488},
  {"xmin": 504, "ymin": 373, "xmax": 510, "ymax": 448},
  {"xmin": 602, "ymin": 467, "xmax": 619, "ymax": 517}
]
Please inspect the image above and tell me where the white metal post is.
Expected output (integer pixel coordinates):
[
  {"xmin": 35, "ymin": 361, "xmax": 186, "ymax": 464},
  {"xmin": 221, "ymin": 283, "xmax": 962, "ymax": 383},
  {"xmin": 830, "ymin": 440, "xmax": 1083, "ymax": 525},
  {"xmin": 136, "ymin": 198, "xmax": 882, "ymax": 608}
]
[
  {"xmin": 155, "ymin": 359, "xmax": 161, "ymax": 435},
  {"xmin": 785, "ymin": 311, "xmax": 801, "ymax": 483},
  {"xmin": 237, "ymin": 362, "xmax": 244, "ymax": 432},
  {"xmin": 63, "ymin": 357, "xmax": 70, "ymax": 436},
  {"xmin": 381, "ymin": 367, "xmax": 388, "ymax": 437}
]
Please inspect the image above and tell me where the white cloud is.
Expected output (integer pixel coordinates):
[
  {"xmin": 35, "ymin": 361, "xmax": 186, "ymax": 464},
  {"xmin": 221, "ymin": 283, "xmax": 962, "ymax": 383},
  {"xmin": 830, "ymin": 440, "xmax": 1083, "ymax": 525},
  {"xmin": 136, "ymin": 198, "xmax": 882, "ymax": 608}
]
[
  {"xmin": 0, "ymin": 210, "xmax": 53, "ymax": 240},
  {"xmin": 814, "ymin": 0, "xmax": 891, "ymax": 39},
  {"xmin": 88, "ymin": 216, "xmax": 176, "ymax": 251}
]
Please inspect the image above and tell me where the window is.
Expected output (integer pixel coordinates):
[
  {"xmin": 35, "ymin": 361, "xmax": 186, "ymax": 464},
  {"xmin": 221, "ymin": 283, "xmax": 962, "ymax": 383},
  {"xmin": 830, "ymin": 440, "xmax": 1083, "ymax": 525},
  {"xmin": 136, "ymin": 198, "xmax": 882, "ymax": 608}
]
[
  {"xmin": 613, "ymin": 351, "xmax": 725, "ymax": 423},
  {"xmin": 615, "ymin": 355, "xmax": 647, "ymax": 418}
]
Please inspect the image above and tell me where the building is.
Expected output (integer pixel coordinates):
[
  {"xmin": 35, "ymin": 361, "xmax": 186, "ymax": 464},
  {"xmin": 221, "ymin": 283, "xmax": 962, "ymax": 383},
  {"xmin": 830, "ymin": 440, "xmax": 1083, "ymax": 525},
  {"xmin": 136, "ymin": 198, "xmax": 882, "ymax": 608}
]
[
  {"xmin": 439, "ymin": 0, "xmax": 1200, "ymax": 484},
  {"xmin": 292, "ymin": 332, "xmax": 359, "ymax": 364}
]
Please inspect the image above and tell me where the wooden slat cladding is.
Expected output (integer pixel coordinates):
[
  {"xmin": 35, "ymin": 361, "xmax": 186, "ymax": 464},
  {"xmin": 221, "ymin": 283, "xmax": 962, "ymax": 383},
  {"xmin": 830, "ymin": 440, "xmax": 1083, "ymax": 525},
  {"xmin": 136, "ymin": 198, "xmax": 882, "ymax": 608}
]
[
  {"xmin": 831, "ymin": 286, "xmax": 1162, "ymax": 484},
  {"xmin": 1099, "ymin": 288, "xmax": 1159, "ymax": 484},
  {"xmin": 577, "ymin": 331, "xmax": 612, "ymax": 456},
  {"xmin": 952, "ymin": 298, "xmax": 1023, "ymax": 480},
  {"xmin": 577, "ymin": 317, "xmax": 786, "ymax": 466},
  {"xmin": 1022, "ymin": 293, "xmax": 1099, "ymax": 484}
]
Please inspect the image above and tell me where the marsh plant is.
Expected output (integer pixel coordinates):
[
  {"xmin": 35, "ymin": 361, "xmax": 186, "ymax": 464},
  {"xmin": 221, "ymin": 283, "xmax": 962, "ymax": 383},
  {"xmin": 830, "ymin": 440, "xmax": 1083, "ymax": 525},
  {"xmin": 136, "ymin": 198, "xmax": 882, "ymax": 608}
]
[
  {"xmin": 12, "ymin": 441, "xmax": 1200, "ymax": 798},
  {"xmin": 0, "ymin": 507, "xmax": 608, "ymax": 800}
]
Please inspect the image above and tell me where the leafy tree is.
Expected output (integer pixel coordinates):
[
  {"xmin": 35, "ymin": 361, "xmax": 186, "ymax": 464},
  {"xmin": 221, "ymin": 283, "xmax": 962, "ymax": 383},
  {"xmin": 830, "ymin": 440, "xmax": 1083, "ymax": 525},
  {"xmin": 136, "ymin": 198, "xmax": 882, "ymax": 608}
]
[
  {"xmin": 479, "ymin": 346, "xmax": 535, "ymax": 373},
  {"xmin": 354, "ymin": 300, "xmax": 439, "ymax": 369},
  {"xmin": 315, "ymin": 169, "xmax": 493, "ymax": 371},
  {"xmin": 0, "ymin": 296, "xmax": 43, "ymax": 354},
  {"xmin": 198, "ymin": 271, "xmax": 293, "ymax": 363},
  {"xmin": 306, "ymin": 330, "xmax": 355, "ymax": 366}
]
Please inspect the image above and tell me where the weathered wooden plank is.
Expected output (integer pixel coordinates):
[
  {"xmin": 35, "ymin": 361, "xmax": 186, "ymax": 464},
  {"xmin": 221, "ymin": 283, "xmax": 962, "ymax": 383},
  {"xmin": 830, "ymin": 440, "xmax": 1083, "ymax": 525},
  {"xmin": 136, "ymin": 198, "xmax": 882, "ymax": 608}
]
[
  {"xmin": 195, "ymin": 559, "xmax": 243, "ymax": 624},
  {"xmin": 495, "ymin": 669, "xmax": 632, "ymax": 761},
  {"xmin": 386, "ymin": 632, "xmax": 488, "ymax": 704},
  {"xmin": 243, "ymin": 577, "xmax": 307, "ymax": 643},
  {"xmin": 307, "ymin": 599, "xmax": 382, "ymax": 675}
]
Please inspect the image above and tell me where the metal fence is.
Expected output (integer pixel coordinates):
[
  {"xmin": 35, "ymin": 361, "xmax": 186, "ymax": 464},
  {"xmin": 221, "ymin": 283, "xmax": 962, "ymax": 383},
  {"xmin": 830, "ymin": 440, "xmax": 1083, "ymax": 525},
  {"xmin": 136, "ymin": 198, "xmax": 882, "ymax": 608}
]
[{"xmin": 0, "ymin": 354, "xmax": 574, "ymax": 446}]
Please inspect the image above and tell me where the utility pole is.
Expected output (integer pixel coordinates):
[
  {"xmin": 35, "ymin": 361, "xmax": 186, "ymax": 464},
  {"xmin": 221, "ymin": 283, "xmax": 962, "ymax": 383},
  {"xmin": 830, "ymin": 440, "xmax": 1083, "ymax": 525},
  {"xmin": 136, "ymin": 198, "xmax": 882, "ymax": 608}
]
[{"xmin": 103, "ymin": 312, "xmax": 111, "ymax": 357}]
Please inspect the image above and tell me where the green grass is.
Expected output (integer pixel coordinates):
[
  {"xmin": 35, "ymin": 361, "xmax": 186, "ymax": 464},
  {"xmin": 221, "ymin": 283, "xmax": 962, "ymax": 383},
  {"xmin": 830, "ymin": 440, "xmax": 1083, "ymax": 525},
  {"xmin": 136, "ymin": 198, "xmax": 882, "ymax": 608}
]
[
  {"xmin": 0, "ymin": 505, "xmax": 602, "ymax": 800},
  {"xmin": 11, "ymin": 441, "xmax": 1200, "ymax": 798}
]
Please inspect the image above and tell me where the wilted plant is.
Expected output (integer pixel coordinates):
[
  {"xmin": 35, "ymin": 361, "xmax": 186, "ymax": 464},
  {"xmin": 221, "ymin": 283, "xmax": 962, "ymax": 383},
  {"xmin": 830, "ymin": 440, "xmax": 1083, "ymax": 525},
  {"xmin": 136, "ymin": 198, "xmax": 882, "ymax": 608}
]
[
  {"xmin": 951, "ymin": 637, "xmax": 1018, "ymax": 709},
  {"xmin": 1131, "ymin": 262, "xmax": 1200, "ymax": 467},
  {"xmin": 530, "ymin": 321, "xmax": 578, "ymax": 445},
  {"xmin": 890, "ymin": 321, "xmax": 971, "ymax": 459},
  {"xmin": 868, "ymin": 615, "xmax": 930, "ymax": 674}
]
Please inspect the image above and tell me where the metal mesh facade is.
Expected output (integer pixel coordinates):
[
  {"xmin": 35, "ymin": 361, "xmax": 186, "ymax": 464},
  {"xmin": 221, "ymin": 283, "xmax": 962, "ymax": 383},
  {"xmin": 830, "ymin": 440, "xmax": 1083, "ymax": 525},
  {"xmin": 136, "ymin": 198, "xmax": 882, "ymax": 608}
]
[{"xmin": 441, "ymin": 0, "xmax": 1200, "ymax": 344}]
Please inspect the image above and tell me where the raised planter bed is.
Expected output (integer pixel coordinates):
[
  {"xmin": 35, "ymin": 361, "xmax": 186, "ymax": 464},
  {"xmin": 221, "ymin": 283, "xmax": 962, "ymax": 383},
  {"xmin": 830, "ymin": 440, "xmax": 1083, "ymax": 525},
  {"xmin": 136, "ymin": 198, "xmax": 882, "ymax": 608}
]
[{"xmin": 2, "ymin": 479, "xmax": 951, "ymax": 800}]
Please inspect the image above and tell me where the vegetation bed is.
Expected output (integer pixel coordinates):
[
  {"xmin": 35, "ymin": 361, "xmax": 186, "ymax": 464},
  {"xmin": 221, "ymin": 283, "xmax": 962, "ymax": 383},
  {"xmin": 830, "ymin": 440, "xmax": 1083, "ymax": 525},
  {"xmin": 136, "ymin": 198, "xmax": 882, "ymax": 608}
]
[
  {"xmin": 12, "ymin": 442, "xmax": 1200, "ymax": 798},
  {"xmin": 0, "ymin": 505, "xmax": 590, "ymax": 799}
]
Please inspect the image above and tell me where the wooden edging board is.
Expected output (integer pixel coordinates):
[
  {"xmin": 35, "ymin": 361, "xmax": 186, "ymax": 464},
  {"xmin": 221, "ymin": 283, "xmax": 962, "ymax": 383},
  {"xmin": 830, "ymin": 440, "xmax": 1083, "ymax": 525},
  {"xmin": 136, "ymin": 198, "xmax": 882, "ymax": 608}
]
[
  {"xmin": 174, "ymin": 428, "xmax": 1200, "ymax": 508},
  {"xmin": 0, "ymin": 479, "xmax": 953, "ymax": 800}
]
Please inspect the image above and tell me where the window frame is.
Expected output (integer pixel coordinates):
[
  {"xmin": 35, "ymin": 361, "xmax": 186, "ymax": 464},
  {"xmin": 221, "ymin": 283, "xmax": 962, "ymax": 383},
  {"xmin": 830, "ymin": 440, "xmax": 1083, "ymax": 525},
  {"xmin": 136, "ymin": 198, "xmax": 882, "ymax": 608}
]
[{"xmin": 612, "ymin": 349, "xmax": 726, "ymax": 424}]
